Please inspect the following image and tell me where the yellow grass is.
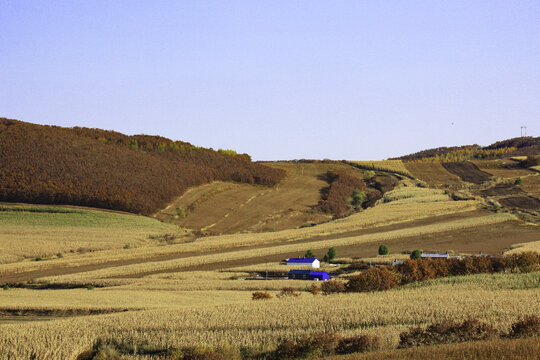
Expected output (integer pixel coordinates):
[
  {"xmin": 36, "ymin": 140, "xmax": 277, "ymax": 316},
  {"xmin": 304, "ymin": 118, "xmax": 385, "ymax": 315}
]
[
  {"xmin": 0, "ymin": 272, "xmax": 538, "ymax": 359},
  {"xmin": 349, "ymin": 160, "xmax": 412, "ymax": 177},
  {"xmin": 530, "ymin": 165, "xmax": 540, "ymax": 172},
  {"xmin": 330, "ymin": 338, "xmax": 540, "ymax": 360},
  {"xmin": 510, "ymin": 156, "xmax": 527, "ymax": 161},
  {"xmin": 381, "ymin": 186, "xmax": 450, "ymax": 205},
  {"xmin": 505, "ymin": 240, "xmax": 540, "ymax": 254},
  {"xmin": 0, "ymin": 204, "xmax": 181, "ymax": 264}
]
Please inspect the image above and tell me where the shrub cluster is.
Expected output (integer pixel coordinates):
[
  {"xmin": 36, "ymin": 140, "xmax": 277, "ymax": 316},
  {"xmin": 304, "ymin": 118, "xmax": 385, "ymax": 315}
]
[
  {"xmin": 395, "ymin": 252, "xmax": 539, "ymax": 284},
  {"xmin": 318, "ymin": 170, "xmax": 366, "ymax": 218},
  {"xmin": 399, "ymin": 319, "xmax": 498, "ymax": 348},
  {"xmin": 399, "ymin": 316, "xmax": 540, "ymax": 349},
  {"xmin": 506, "ymin": 315, "xmax": 540, "ymax": 339},
  {"xmin": 251, "ymin": 291, "xmax": 272, "ymax": 300},
  {"xmin": 320, "ymin": 280, "xmax": 346, "ymax": 294},
  {"xmin": 273, "ymin": 332, "xmax": 381, "ymax": 359},
  {"xmin": 276, "ymin": 287, "xmax": 300, "ymax": 298},
  {"xmin": 346, "ymin": 267, "xmax": 398, "ymax": 292},
  {"xmin": 322, "ymin": 252, "xmax": 539, "ymax": 295},
  {"xmin": 0, "ymin": 118, "xmax": 285, "ymax": 215}
]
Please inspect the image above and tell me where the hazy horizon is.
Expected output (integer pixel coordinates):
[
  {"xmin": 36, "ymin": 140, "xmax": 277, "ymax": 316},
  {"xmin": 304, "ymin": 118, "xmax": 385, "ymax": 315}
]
[{"xmin": 2, "ymin": 1, "xmax": 539, "ymax": 160}]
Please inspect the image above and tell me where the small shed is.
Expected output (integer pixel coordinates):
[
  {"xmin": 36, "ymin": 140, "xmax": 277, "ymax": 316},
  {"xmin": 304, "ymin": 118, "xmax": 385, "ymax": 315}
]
[
  {"xmin": 286, "ymin": 258, "xmax": 320, "ymax": 268},
  {"xmin": 288, "ymin": 270, "xmax": 329, "ymax": 281}
]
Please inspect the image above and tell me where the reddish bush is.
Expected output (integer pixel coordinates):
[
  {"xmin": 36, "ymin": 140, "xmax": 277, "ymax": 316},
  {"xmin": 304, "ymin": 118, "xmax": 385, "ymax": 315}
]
[
  {"xmin": 399, "ymin": 319, "xmax": 498, "ymax": 348},
  {"xmin": 335, "ymin": 334, "xmax": 381, "ymax": 354},
  {"xmin": 308, "ymin": 284, "xmax": 320, "ymax": 295},
  {"xmin": 507, "ymin": 315, "xmax": 540, "ymax": 338},
  {"xmin": 346, "ymin": 267, "xmax": 398, "ymax": 292},
  {"xmin": 516, "ymin": 252, "xmax": 540, "ymax": 273},
  {"xmin": 320, "ymin": 280, "xmax": 346, "ymax": 294},
  {"xmin": 429, "ymin": 258, "xmax": 450, "ymax": 277},
  {"xmin": 251, "ymin": 291, "xmax": 272, "ymax": 300},
  {"xmin": 319, "ymin": 170, "xmax": 366, "ymax": 218},
  {"xmin": 277, "ymin": 287, "xmax": 300, "ymax": 298},
  {"xmin": 396, "ymin": 260, "xmax": 424, "ymax": 284},
  {"xmin": 273, "ymin": 332, "xmax": 342, "ymax": 358}
]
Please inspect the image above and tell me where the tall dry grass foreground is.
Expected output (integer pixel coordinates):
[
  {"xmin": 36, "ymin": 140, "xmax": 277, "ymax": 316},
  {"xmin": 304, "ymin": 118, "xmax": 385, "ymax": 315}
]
[{"xmin": 0, "ymin": 273, "xmax": 538, "ymax": 359}]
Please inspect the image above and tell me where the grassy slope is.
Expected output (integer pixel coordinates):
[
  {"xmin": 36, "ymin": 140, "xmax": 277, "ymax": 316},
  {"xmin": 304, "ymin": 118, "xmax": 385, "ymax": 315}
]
[
  {"xmin": 155, "ymin": 162, "xmax": 365, "ymax": 234},
  {"xmin": 0, "ymin": 204, "xmax": 180, "ymax": 263}
]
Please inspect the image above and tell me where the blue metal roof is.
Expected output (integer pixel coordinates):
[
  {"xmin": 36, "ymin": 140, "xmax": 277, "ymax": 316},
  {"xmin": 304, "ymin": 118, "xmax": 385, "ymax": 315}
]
[
  {"xmin": 287, "ymin": 258, "xmax": 318, "ymax": 263},
  {"xmin": 309, "ymin": 271, "xmax": 328, "ymax": 276}
]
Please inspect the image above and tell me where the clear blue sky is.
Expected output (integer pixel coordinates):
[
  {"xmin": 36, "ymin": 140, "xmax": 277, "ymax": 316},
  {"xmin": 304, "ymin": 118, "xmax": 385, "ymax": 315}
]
[{"xmin": 1, "ymin": 1, "xmax": 539, "ymax": 160}]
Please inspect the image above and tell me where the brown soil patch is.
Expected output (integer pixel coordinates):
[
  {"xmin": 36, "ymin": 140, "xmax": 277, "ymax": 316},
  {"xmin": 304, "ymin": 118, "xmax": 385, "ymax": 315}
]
[
  {"xmin": 441, "ymin": 162, "xmax": 493, "ymax": 184},
  {"xmin": 480, "ymin": 184, "xmax": 524, "ymax": 197},
  {"xmin": 334, "ymin": 220, "xmax": 539, "ymax": 257},
  {"xmin": 499, "ymin": 196, "xmax": 540, "ymax": 211},
  {"xmin": 521, "ymin": 176, "xmax": 540, "ymax": 198},
  {"xmin": 472, "ymin": 160, "xmax": 534, "ymax": 179},
  {"xmin": 404, "ymin": 162, "xmax": 462, "ymax": 188}
]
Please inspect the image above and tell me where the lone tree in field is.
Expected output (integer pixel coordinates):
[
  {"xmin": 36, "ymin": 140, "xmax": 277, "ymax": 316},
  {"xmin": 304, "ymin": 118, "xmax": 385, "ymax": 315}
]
[
  {"xmin": 410, "ymin": 249, "xmax": 422, "ymax": 259},
  {"xmin": 305, "ymin": 249, "xmax": 315, "ymax": 258},
  {"xmin": 327, "ymin": 247, "xmax": 337, "ymax": 261},
  {"xmin": 378, "ymin": 244, "xmax": 389, "ymax": 256}
]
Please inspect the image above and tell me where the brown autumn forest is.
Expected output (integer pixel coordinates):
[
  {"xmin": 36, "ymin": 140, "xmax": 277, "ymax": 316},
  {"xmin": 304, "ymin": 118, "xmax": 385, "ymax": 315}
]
[
  {"xmin": 0, "ymin": 118, "xmax": 285, "ymax": 214},
  {"xmin": 393, "ymin": 136, "xmax": 540, "ymax": 162}
]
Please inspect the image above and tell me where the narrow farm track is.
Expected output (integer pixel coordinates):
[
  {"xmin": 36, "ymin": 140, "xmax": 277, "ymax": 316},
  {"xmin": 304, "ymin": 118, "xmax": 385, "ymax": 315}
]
[{"xmin": 0, "ymin": 210, "xmax": 501, "ymax": 283}]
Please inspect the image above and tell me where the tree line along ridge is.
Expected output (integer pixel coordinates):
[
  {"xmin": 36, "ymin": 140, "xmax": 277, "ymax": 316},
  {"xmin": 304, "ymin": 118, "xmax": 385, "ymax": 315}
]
[{"xmin": 0, "ymin": 118, "xmax": 285, "ymax": 215}]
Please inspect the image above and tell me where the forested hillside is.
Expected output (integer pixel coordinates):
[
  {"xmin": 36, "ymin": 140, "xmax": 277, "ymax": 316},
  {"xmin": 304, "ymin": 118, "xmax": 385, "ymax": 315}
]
[
  {"xmin": 394, "ymin": 137, "xmax": 540, "ymax": 162},
  {"xmin": 0, "ymin": 118, "xmax": 285, "ymax": 214}
]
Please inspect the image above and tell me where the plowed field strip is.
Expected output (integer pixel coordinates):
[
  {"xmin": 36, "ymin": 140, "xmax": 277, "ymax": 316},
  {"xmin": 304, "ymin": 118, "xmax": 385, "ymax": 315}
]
[{"xmin": 442, "ymin": 162, "xmax": 492, "ymax": 184}]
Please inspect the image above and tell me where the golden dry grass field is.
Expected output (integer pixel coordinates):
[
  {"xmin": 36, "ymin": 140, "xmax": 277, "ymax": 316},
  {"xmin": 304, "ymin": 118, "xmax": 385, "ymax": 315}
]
[
  {"xmin": 0, "ymin": 272, "xmax": 538, "ymax": 359},
  {"xmin": 347, "ymin": 160, "xmax": 412, "ymax": 177},
  {"xmin": 0, "ymin": 204, "xmax": 181, "ymax": 264},
  {"xmin": 0, "ymin": 161, "xmax": 539, "ymax": 359}
]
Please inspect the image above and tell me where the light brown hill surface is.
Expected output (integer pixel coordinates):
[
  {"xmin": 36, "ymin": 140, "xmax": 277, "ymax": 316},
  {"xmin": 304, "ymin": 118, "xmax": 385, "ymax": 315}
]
[{"xmin": 154, "ymin": 162, "xmax": 366, "ymax": 234}]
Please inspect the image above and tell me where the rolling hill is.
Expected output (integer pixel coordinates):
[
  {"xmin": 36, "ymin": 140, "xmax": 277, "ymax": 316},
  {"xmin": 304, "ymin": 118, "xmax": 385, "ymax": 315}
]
[{"xmin": 0, "ymin": 118, "xmax": 285, "ymax": 215}]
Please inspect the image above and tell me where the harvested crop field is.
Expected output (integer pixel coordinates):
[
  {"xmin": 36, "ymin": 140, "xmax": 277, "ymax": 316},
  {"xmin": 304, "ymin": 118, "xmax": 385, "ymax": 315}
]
[
  {"xmin": 499, "ymin": 196, "xmax": 540, "ymax": 211},
  {"xmin": 472, "ymin": 159, "xmax": 535, "ymax": 178},
  {"xmin": 480, "ymin": 183, "xmax": 524, "ymax": 197},
  {"xmin": 441, "ymin": 162, "xmax": 493, "ymax": 184},
  {"xmin": 521, "ymin": 175, "xmax": 540, "ymax": 198},
  {"xmin": 403, "ymin": 162, "xmax": 462, "ymax": 188},
  {"xmin": 336, "ymin": 219, "xmax": 539, "ymax": 256}
]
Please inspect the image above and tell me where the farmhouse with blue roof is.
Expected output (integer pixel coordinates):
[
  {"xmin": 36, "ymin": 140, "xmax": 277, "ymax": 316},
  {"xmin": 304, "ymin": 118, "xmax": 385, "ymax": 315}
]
[
  {"xmin": 288, "ymin": 270, "xmax": 329, "ymax": 281},
  {"xmin": 286, "ymin": 258, "xmax": 320, "ymax": 268}
]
